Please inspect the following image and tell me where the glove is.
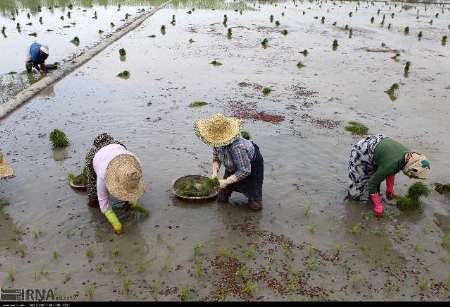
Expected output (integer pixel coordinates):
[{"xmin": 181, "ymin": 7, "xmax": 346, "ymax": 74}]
[
  {"xmin": 219, "ymin": 175, "xmax": 239, "ymax": 189},
  {"xmin": 386, "ymin": 175, "xmax": 395, "ymax": 200},
  {"xmin": 370, "ymin": 193, "xmax": 384, "ymax": 218},
  {"xmin": 212, "ymin": 161, "xmax": 220, "ymax": 179},
  {"xmin": 105, "ymin": 209, "xmax": 123, "ymax": 234}
]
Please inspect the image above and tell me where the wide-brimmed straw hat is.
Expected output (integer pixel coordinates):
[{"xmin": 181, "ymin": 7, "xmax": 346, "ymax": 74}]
[
  {"xmin": 0, "ymin": 152, "xmax": 14, "ymax": 179},
  {"xmin": 194, "ymin": 113, "xmax": 242, "ymax": 147},
  {"xmin": 105, "ymin": 154, "xmax": 145, "ymax": 203}
]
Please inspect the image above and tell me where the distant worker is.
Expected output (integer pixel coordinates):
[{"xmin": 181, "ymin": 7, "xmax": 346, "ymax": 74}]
[
  {"xmin": 0, "ymin": 151, "xmax": 14, "ymax": 179},
  {"xmin": 26, "ymin": 42, "xmax": 49, "ymax": 73},
  {"xmin": 347, "ymin": 134, "xmax": 430, "ymax": 217},
  {"xmin": 194, "ymin": 113, "xmax": 264, "ymax": 211},
  {"xmin": 85, "ymin": 133, "xmax": 146, "ymax": 234}
]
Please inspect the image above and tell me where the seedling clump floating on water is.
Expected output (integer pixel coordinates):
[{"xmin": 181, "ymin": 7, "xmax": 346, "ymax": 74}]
[
  {"xmin": 282, "ymin": 29, "xmax": 288, "ymax": 35},
  {"xmin": 119, "ymin": 48, "xmax": 126, "ymax": 57},
  {"xmin": 189, "ymin": 101, "xmax": 208, "ymax": 107},
  {"xmin": 49, "ymin": 129, "xmax": 69, "ymax": 149},
  {"xmin": 297, "ymin": 61, "xmax": 305, "ymax": 69},
  {"xmin": 262, "ymin": 87, "xmax": 271, "ymax": 96},
  {"xmin": 275, "ymin": 20, "xmax": 280, "ymax": 26},
  {"xmin": 404, "ymin": 27, "xmax": 409, "ymax": 35},
  {"xmin": 71, "ymin": 36, "xmax": 80, "ymax": 46},
  {"xmin": 344, "ymin": 121, "xmax": 369, "ymax": 136},
  {"xmin": 395, "ymin": 182, "xmax": 430, "ymax": 210},
  {"xmin": 442, "ymin": 36, "xmax": 447, "ymax": 46},
  {"xmin": 210, "ymin": 60, "xmax": 222, "ymax": 66},
  {"xmin": 117, "ymin": 70, "xmax": 130, "ymax": 79}
]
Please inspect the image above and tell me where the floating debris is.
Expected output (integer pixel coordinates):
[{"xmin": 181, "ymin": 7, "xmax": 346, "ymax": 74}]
[
  {"xmin": 210, "ymin": 60, "xmax": 222, "ymax": 66},
  {"xmin": 70, "ymin": 36, "xmax": 80, "ymax": 46},
  {"xmin": 344, "ymin": 121, "xmax": 369, "ymax": 136},
  {"xmin": 189, "ymin": 101, "xmax": 208, "ymax": 107},
  {"xmin": 117, "ymin": 70, "xmax": 130, "ymax": 79},
  {"xmin": 241, "ymin": 130, "xmax": 251, "ymax": 140},
  {"xmin": 262, "ymin": 87, "xmax": 272, "ymax": 96},
  {"xmin": 385, "ymin": 83, "xmax": 399, "ymax": 101},
  {"xmin": 332, "ymin": 39, "xmax": 339, "ymax": 51},
  {"xmin": 49, "ymin": 129, "xmax": 69, "ymax": 149},
  {"xmin": 434, "ymin": 183, "xmax": 450, "ymax": 194},
  {"xmin": 396, "ymin": 182, "xmax": 430, "ymax": 210},
  {"xmin": 261, "ymin": 38, "xmax": 268, "ymax": 48}
]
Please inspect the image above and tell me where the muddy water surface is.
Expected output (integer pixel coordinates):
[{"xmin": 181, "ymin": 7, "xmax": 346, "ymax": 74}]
[{"xmin": 1, "ymin": 0, "xmax": 450, "ymax": 301}]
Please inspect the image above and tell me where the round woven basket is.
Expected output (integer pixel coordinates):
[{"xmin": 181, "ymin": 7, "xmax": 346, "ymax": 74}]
[{"xmin": 172, "ymin": 175, "xmax": 218, "ymax": 201}]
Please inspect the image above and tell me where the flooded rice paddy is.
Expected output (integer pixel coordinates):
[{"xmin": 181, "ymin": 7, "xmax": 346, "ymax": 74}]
[{"xmin": 1, "ymin": 0, "xmax": 450, "ymax": 301}]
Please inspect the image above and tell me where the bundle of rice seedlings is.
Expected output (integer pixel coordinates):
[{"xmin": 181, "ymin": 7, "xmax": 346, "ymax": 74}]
[
  {"xmin": 344, "ymin": 121, "xmax": 369, "ymax": 136},
  {"xmin": 262, "ymin": 87, "xmax": 271, "ymax": 96},
  {"xmin": 117, "ymin": 70, "xmax": 130, "ymax": 79},
  {"xmin": 396, "ymin": 182, "xmax": 430, "ymax": 210},
  {"xmin": 49, "ymin": 129, "xmax": 69, "ymax": 148},
  {"xmin": 71, "ymin": 36, "xmax": 80, "ymax": 46},
  {"xmin": 119, "ymin": 48, "xmax": 126, "ymax": 57}
]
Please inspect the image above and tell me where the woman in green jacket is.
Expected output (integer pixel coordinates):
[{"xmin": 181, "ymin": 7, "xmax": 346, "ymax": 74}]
[{"xmin": 347, "ymin": 134, "xmax": 430, "ymax": 217}]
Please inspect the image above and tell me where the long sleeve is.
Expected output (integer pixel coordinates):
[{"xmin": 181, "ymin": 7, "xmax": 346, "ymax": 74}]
[
  {"xmin": 368, "ymin": 160, "xmax": 403, "ymax": 194},
  {"xmin": 96, "ymin": 177, "xmax": 111, "ymax": 213},
  {"xmin": 85, "ymin": 148, "xmax": 97, "ymax": 201},
  {"xmin": 231, "ymin": 144, "xmax": 252, "ymax": 180}
]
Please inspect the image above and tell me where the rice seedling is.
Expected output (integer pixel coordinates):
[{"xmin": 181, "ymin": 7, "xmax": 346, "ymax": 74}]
[
  {"xmin": 117, "ymin": 70, "xmax": 130, "ymax": 79},
  {"xmin": 210, "ymin": 60, "xmax": 222, "ymax": 66},
  {"xmin": 419, "ymin": 279, "xmax": 429, "ymax": 291},
  {"xmin": 32, "ymin": 229, "xmax": 44, "ymax": 239},
  {"xmin": 333, "ymin": 244, "xmax": 342, "ymax": 257},
  {"xmin": 49, "ymin": 129, "xmax": 69, "ymax": 148},
  {"xmin": 235, "ymin": 265, "xmax": 250, "ymax": 280},
  {"xmin": 296, "ymin": 61, "xmax": 305, "ymax": 69},
  {"xmin": 385, "ymin": 83, "xmax": 399, "ymax": 100},
  {"xmin": 261, "ymin": 38, "xmax": 268, "ymax": 48},
  {"xmin": 110, "ymin": 22, "xmax": 115, "ymax": 27},
  {"xmin": 300, "ymin": 49, "xmax": 308, "ymax": 56},
  {"xmin": 241, "ymin": 130, "xmax": 251, "ymax": 140},
  {"xmin": 70, "ymin": 36, "xmax": 80, "ymax": 46},
  {"xmin": 441, "ymin": 233, "xmax": 450, "ymax": 249},
  {"xmin": 85, "ymin": 248, "xmax": 94, "ymax": 260},
  {"xmin": 262, "ymin": 87, "xmax": 271, "ymax": 96},
  {"xmin": 344, "ymin": 121, "xmax": 369, "ymax": 136},
  {"xmin": 270, "ymin": 15, "xmax": 274, "ymax": 22},
  {"xmin": 243, "ymin": 281, "xmax": 255, "ymax": 296},
  {"xmin": 223, "ymin": 14, "xmax": 228, "ymax": 24},
  {"xmin": 287, "ymin": 272, "xmax": 299, "ymax": 292},
  {"xmin": 160, "ymin": 25, "xmax": 166, "ymax": 35},
  {"xmin": 321, "ymin": 16, "xmax": 325, "ymax": 24},
  {"xmin": 404, "ymin": 26, "xmax": 409, "ymax": 35},
  {"xmin": 349, "ymin": 28, "xmax": 353, "ymax": 38},
  {"xmin": 17, "ymin": 245, "xmax": 26, "ymax": 258},
  {"xmin": 85, "ymin": 285, "xmax": 95, "ymax": 299},
  {"xmin": 194, "ymin": 242, "xmax": 202, "ymax": 258},
  {"xmin": 404, "ymin": 61, "xmax": 411, "ymax": 77},
  {"xmin": 112, "ymin": 248, "xmax": 120, "ymax": 257},
  {"xmin": 418, "ymin": 31, "xmax": 422, "ymax": 40},
  {"xmin": 39, "ymin": 17, "xmax": 43, "ymax": 24},
  {"xmin": 283, "ymin": 245, "xmax": 294, "ymax": 259},
  {"xmin": 119, "ymin": 48, "xmax": 126, "ymax": 57},
  {"xmin": 53, "ymin": 250, "xmax": 60, "ymax": 260},
  {"xmin": 180, "ymin": 287, "xmax": 190, "ymax": 301},
  {"xmin": 218, "ymin": 246, "xmax": 233, "ymax": 257},
  {"xmin": 172, "ymin": 15, "xmax": 176, "ymax": 25},
  {"xmin": 332, "ymin": 21, "xmax": 337, "ymax": 26},
  {"xmin": 391, "ymin": 13, "xmax": 395, "ymax": 19},
  {"xmin": 282, "ymin": 12, "xmax": 285, "ymax": 17},
  {"xmin": 370, "ymin": 16, "xmax": 374, "ymax": 24},
  {"xmin": 442, "ymin": 36, "xmax": 447, "ymax": 46},
  {"xmin": 350, "ymin": 223, "xmax": 362, "ymax": 235},
  {"xmin": 332, "ymin": 39, "xmax": 338, "ymax": 51},
  {"xmin": 282, "ymin": 29, "xmax": 288, "ymax": 35},
  {"xmin": 275, "ymin": 20, "xmax": 280, "ymax": 26},
  {"xmin": 307, "ymin": 257, "xmax": 318, "ymax": 271},
  {"xmin": 188, "ymin": 38, "xmax": 194, "ymax": 43},
  {"xmin": 227, "ymin": 28, "xmax": 232, "ymax": 39},
  {"xmin": 123, "ymin": 279, "xmax": 132, "ymax": 295},
  {"xmin": 245, "ymin": 247, "xmax": 256, "ymax": 259},
  {"xmin": 388, "ymin": 23, "xmax": 391, "ymax": 30},
  {"xmin": 348, "ymin": 11, "xmax": 352, "ymax": 17},
  {"xmin": 6, "ymin": 269, "xmax": 15, "ymax": 283},
  {"xmin": 395, "ymin": 182, "xmax": 430, "ymax": 210}
]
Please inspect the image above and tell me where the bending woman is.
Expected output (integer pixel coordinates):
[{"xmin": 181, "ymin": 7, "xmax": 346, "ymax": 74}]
[
  {"xmin": 347, "ymin": 134, "xmax": 430, "ymax": 217},
  {"xmin": 194, "ymin": 113, "xmax": 264, "ymax": 211}
]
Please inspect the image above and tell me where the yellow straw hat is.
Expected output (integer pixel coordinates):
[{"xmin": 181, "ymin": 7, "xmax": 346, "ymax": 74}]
[
  {"xmin": 0, "ymin": 152, "xmax": 14, "ymax": 179},
  {"xmin": 194, "ymin": 113, "xmax": 242, "ymax": 147},
  {"xmin": 105, "ymin": 154, "xmax": 145, "ymax": 203},
  {"xmin": 402, "ymin": 152, "xmax": 430, "ymax": 179}
]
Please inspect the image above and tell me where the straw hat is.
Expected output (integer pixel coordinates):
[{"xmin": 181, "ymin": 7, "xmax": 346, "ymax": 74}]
[
  {"xmin": 105, "ymin": 154, "xmax": 145, "ymax": 203},
  {"xmin": 0, "ymin": 152, "xmax": 14, "ymax": 179},
  {"xmin": 194, "ymin": 113, "xmax": 242, "ymax": 147}
]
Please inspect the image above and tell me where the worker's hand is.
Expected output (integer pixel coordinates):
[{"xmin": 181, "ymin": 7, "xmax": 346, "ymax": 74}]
[
  {"xmin": 212, "ymin": 161, "xmax": 220, "ymax": 179},
  {"xmin": 370, "ymin": 193, "xmax": 384, "ymax": 218},
  {"xmin": 218, "ymin": 179, "xmax": 228, "ymax": 189},
  {"xmin": 105, "ymin": 209, "xmax": 123, "ymax": 235}
]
